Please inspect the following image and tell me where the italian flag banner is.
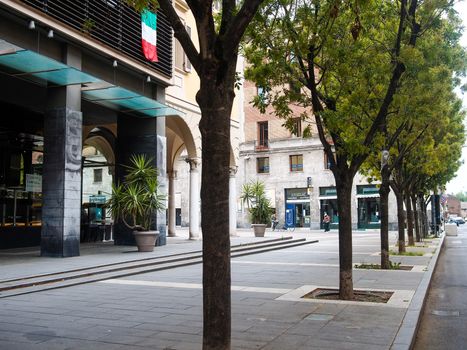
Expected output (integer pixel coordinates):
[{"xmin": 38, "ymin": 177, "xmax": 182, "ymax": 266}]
[{"xmin": 141, "ymin": 9, "xmax": 158, "ymax": 62}]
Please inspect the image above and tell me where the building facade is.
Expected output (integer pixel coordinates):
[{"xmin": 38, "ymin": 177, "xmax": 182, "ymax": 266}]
[
  {"xmin": 237, "ymin": 80, "xmax": 398, "ymax": 230},
  {"xmin": 0, "ymin": 0, "xmax": 178, "ymax": 254},
  {"xmin": 446, "ymin": 195, "xmax": 461, "ymax": 217},
  {"xmin": 0, "ymin": 0, "xmax": 245, "ymax": 253}
]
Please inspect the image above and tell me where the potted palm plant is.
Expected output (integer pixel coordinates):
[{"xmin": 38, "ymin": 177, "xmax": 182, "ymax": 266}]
[
  {"xmin": 107, "ymin": 154, "xmax": 166, "ymax": 252},
  {"xmin": 241, "ymin": 180, "xmax": 273, "ymax": 237}
]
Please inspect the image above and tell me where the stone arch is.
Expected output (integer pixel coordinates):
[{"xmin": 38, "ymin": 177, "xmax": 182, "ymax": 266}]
[
  {"xmin": 166, "ymin": 116, "xmax": 198, "ymax": 172},
  {"xmin": 83, "ymin": 127, "xmax": 116, "ymax": 168}
]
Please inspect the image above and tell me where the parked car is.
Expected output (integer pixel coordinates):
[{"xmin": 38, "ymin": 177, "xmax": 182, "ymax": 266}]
[{"xmin": 448, "ymin": 217, "xmax": 465, "ymax": 225}]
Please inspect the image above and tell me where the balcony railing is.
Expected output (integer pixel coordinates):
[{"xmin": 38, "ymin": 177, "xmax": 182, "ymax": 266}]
[{"xmin": 21, "ymin": 0, "xmax": 172, "ymax": 78}]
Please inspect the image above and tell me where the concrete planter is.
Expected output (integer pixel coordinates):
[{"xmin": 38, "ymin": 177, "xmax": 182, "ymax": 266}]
[
  {"xmin": 133, "ymin": 230, "xmax": 159, "ymax": 252},
  {"xmin": 445, "ymin": 223, "xmax": 458, "ymax": 236},
  {"xmin": 252, "ymin": 224, "xmax": 267, "ymax": 237}
]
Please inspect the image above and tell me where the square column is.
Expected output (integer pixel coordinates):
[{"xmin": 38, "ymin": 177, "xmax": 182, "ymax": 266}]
[
  {"xmin": 187, "ymin": 158, "xmax": 200, "ymax": 240},
  {"xmin": 115, "ymin": 114, "xmax": 167, "ymax": 246},
  {"xmin": 41, "ymin": 108, "xmax": 82, "ymax": 257},
  {"xmin": 41, "ymin": 45, "xmax": 82, "ymax": 257},
  {"xmin": 229, "ymin": 166, "xmax": 238, "ymax": 236}
]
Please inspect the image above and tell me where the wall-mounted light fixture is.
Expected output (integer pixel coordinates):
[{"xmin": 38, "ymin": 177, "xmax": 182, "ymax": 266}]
[
  {"xmin": 47, "ymin": 29, "xmax": 54, "ymax": 38},
  {"xmin": 146, "ymin": 75, "xmax": 151, "ymax": 83},
  {"xmin": 28, "ymin": 20, "xmax": 35, "ymax": 30},
  {"xmin": 112, "ymin": 60, "xmax": 118, "ymax": 68}
]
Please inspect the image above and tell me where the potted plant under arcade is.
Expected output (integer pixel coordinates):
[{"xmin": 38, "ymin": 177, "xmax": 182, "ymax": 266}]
[
  {"xmin": 107, "ymin": 154, "xmax": 166, "ymax": 252},
  {"xmin": 241, "ymin": 180, "xmax": 273, "ymax": 237}
]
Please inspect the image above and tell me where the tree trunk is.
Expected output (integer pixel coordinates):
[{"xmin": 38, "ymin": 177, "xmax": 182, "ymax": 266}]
[
  {"xmin": 391, "ymin": 183, "xmax": 406, "ymax": 253},
  {"xmin": 405, "ymin": 192, "xmax": 414, "ymax": 246},
  {"xmin": 197, "ymin": 62, "xmax": 236, "ymax": 350},
  {"xmin": 420, "ymin": 195, "xmax": 428, "ymax": 238},
  {"xmin": 336, "ymin": 174, "xmax": 354, "ymax": 300},
  {"xmin": 379, "ymin": 165, "xmax": 390, "ymax": 269},
  {"xmin": 412, "ymin": 194, "xmax": 421, "ymax": 242}
]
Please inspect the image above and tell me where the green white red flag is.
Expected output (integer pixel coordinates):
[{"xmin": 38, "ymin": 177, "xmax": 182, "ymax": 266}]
[{"xmin": 141, "ymin": 9, "xmax": 158, "ymax": 62}]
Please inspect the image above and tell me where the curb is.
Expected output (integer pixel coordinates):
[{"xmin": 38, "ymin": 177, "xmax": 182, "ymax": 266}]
[{"xmin": 390, "ymin": 234, "xmax": 446, "ymax": 350}]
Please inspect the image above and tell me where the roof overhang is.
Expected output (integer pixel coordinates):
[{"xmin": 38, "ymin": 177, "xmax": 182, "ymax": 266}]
[
  {"xmin": 0, "ymin": 40, "xmax": 183, "ymax": 118},
  {"xmin": 0, "ymin": 0, "xmax": 172, "ymax": 86}
]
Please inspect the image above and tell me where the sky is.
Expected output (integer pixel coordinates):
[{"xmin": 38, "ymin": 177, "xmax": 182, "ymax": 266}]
[{"xmin": 445, "ymin": 1, "xmax": 467, "ymax": 194}]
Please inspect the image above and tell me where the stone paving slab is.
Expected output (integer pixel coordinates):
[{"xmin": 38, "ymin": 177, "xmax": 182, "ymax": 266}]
[{"xmin": 0, "ymin": 229, "xmax": 443, "ymax": 349}]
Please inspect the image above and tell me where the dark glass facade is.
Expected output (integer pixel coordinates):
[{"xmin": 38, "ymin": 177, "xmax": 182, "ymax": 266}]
[{"xmin": 21, "ymin": 0, "xmax": 173, "ymax": 78}]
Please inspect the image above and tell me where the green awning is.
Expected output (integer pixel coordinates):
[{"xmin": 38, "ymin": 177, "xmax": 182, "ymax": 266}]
[{"xmin": 0, "ymin": 43, "xmax": 183, "ymax": 118}]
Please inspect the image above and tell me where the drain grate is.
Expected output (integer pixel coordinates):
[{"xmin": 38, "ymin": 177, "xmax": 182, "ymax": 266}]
[
  {"xmin": 305, "ymin": 313, "xmax": 334, "ymax": 321},
  {"xmin": 431, "ymin": 310, "xmax": 460, "ymax": 317}
]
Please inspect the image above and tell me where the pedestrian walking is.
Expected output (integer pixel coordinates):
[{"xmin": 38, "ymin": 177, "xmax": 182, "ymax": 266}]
[
  {"xmin": 271, "ymin": 214, "xmax": 279, "ymax": 230},
  {"xmin": 323, "ymin": 213, "xmax": 330, "ymax": 232}
]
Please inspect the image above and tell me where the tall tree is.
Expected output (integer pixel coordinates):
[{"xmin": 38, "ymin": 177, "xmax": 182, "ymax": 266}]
[
  {"xmin": 245, "ymin": 0, "xmax": 426, "ymax": 299},
  {"xmin": 128, "ymin": 0, "xmax": 264, "ymax": 348}
]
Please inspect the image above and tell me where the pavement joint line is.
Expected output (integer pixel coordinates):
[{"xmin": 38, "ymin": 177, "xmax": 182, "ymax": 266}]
[
  {"xmin": 98, "ymin": 279, "xmax": 292, "ymax": 294},
  {"xmin": 232, "ymin": 260, "xmax": 339, "ymax": 268},
  {"xmin": 282, "ymin": 250, "xmax": 374, "ymax": 255},
  {"xmin": 276, "ymin": 285, "xmax": 415, "ymax": 308},
  {"xmin": 390, "ymin": 234, "xmax": 446, "ymax": 350},
  {"xmin": 235, "ymin": 261, "xmax": 428, "ymax": 271}
]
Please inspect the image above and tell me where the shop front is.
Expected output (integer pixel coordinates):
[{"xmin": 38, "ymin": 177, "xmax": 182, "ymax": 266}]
[
  {"xmin": 284, "ymin": 188, "xmax": 310, "ymax": 228},
  {"xmin": 319, "ymin": 186, "xmax": 339, "ymax": 229},
  {"xmin": 0, "ymin": 107, "xmax": 44, "ymax": 249},
  {"xmin": 357, "ymin": 185, "xmax": 381, "ymax": 229},
  {"xmin": 0, "ymin": 41, "xmax": 179, "ymax": 253}
]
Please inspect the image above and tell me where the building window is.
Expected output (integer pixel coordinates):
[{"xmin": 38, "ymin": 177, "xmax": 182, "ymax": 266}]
[
  {"xmin": 292, "ymin": 118, "xmax": 302, "ymax": 137},
  {"xmin": 93, "ymin": 169, "xmax": 103, "ymax": 183},
  {"xmin": 324, "ymin": 152, "xmax": 332, "ymax": 169},
  {"xmin": 257, "ymin": 85, "xmax": 269, "ymax": 103},
  {"xmin": 258, "ymin": 121, "xmax": 268, "ymax": 148},
  {"xmin": 257, "ymin": 157, "xmax": 269, "ymax": 173},
  {"xmin": 290, "ymin": 155, "xmax": 303, "ymax": 172},
  {"xmin": 175, "ymin": 23, "xmax": 192, "ymax": 72},
  {"xmin": 289, "ymin": 81, "xmax": 301, "ymax": 95}
]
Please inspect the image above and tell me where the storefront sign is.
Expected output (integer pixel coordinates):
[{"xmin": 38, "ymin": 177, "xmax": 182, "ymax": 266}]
[
  {"xmin": 89, "ymin": 195, "xmax": 107, "ymax": 204},
  {"xmin": 357, "ymin": 184, "xmax": 379, "ymax": 195},
  {"xmin": 25, "ymin": 174, "xmax": 42, "ymax": 193},
  {"xmin": 286, "ymin": 188, "xmax": 309, "ymax": 200}
]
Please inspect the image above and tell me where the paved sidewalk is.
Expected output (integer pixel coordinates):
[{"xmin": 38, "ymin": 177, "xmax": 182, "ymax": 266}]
[{"xmin": 0, "ymin": 228, "xmax": 443, "ymax": 349}]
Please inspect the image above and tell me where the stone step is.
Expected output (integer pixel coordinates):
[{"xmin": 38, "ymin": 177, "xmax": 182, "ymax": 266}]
[{"xmin": 0, "ymin": 237, "xmax": 318, "ymax": 298}]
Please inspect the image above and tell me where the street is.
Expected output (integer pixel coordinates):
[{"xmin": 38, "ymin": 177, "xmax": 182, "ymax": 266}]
[{"xmin": 414, "ymin": 224, "xmax": 467, "ymax": 349}]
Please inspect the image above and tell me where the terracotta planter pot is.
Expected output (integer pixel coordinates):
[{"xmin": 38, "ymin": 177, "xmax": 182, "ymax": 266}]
[
  {"xmin": 133, "ymin": 230, "xmax": 159, "ymax": 252},
  {"xmin": 251, "ymin": 224, "xmax": 267, "ymax": 237}
]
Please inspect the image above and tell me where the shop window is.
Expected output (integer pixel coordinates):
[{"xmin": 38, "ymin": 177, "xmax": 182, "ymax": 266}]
[
  {"xmin": 1, "ymin": 147, "xmax": 43, "ymax": 228},
  {"xmin": 290, "ymin": 155, "xmax": 303, "ymax": 172},
  {"xmin": 257, "ymin": 157, "xmax": 269, "ymax": 174},
  {"xmin": 94, "ymin": 169, "xmax": 103, "ymax": 183}
]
